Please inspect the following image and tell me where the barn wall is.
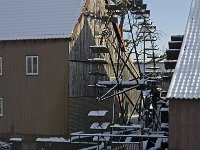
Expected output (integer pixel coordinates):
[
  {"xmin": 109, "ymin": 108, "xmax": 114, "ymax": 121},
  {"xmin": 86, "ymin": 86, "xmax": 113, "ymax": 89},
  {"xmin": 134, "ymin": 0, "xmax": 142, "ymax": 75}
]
[
  {"xmin": 0, "ymin": 39, "xmax": 69, "ymax": 141},
  {"xmin": 169, "ymin": 99, "xmax": 200, "ymax": 150}
]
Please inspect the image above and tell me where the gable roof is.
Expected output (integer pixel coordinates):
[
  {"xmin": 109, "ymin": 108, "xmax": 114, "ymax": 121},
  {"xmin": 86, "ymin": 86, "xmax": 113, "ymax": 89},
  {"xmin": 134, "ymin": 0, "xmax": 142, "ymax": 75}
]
[
  {"xmin": 167, "ymin": 0, "xmax": 200, "ymax": 99},
  {"xmin": 0, "ymin": 0, "xmax": 86, "ymax": 41}
]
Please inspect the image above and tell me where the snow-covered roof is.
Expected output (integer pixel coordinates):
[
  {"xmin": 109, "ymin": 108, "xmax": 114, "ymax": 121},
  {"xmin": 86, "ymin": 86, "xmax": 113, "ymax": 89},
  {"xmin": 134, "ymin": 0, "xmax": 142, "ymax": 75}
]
[
  {"xmin": 0, "ymin": 0, "xmax": 86, "ymax": 41},
  {"xmin": 167, "ymin": 0, "xmax": 200, "ymax": 99}
]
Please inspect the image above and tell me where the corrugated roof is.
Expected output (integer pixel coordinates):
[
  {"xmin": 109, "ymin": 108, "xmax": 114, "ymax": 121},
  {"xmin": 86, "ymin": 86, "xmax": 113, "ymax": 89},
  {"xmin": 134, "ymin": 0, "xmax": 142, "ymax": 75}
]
[
  {"xmin": 167, "ymin": 0, "xmax": 200, "ymax": 99},
  {"xmin": 0, "ymin": 0, "xmax": 86, "ymax": 40}
]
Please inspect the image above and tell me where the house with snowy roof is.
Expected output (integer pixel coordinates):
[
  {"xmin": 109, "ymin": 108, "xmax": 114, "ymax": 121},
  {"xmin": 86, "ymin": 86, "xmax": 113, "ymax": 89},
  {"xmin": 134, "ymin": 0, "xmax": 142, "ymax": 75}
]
[
  {"xmin": 0, "ymin": 0, "xmax": 138, "ymax": 142},
  {"xmin": 167, "ymin": 0, "xmax": 200, "ymax": 149}
]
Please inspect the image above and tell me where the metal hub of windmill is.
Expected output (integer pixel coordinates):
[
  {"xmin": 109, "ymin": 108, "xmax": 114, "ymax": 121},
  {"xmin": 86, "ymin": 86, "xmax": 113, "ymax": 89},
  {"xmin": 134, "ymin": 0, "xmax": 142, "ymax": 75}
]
[{"xmin": 69, "ymin": 0, "xmax": 169, "ymax": 149}]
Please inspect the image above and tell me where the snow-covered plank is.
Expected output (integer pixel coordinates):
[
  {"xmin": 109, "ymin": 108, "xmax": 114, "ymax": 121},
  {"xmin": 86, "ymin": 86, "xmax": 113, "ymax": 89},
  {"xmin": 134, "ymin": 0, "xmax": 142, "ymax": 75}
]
[
  {"xmin": 149, "ymin": 131, "xmax": 166, "ymax": 134},
  {"xmin": 90, "ymin": 122, "xmax": 110, "ymax": 130},
  {"xmin": 93, "ymin": 136, "xmax": 110, "ymax": 142},
  {"xmin": 143, "ymin": 140, "xmax": 148, "ymax": 150},
  {"xmin": 98, "ymin": 79, "xmax": 145, "ymax": 88},
  {"xmin": 88, "ymin": 110, "xmax": 108, "ymax": 117},
  {"xmin": 148, "ymin": 134, "xmax": 165, "ymax": 138},
  {"xmin": 160, "ymin": 108, "xmax": 169, "ymax": 112},
  {"xmin": 88, "ymin": 84, "xmax": 107, "ymax": 88},
  {"xmin": 110, "ymin": 124, "xmax": 142, "ymax": 129},
  {"xmin": 9, "ymin": 138, "xmax": 22, "ymax": 142},
  {"xmin": 36, "ymin": 137, "xmax": 67, "ymax": 143},
  {"xmin": 70, "ymin": 131, "xmax": 84, "ymax": 135},
  {"xmin": 68, "ymin": 133, "xmax": 168, "ymax": 138},
  {"xmin": 125, "ymin": 137, "xmax": 132, "ymax": 142},
  {"xmin": 149, "ymin": 138, "xmax": 162, "ymax": 150},
  {"xmin": 88, "ymin": 58, "xmax": 108, "ymax": 64}
]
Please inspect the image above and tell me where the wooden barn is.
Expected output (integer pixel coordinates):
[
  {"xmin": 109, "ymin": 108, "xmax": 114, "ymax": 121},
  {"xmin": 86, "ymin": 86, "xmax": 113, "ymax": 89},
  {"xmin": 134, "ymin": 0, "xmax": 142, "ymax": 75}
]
[
  {"xmin": 167, "ymin": 0, "xmax": 200, "ymax": 149},
  {"xmin": 0, "ymin": 0, "xmax": 138, "ymax": 143}
]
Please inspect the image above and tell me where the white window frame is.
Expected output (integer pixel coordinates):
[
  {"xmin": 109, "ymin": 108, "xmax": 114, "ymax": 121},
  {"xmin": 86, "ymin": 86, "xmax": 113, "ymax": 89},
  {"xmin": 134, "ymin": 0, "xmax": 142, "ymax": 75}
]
[
  {"xmin": 0, "ymin": 98, "xmax": 3, "ymax": 116},
  {"xmin": 0, "ymin": 57, "xmax": 2, "ymax": 76},
  {"xmin": 26, "ymin": 56, "xmax": 39, "ymax": 75}
]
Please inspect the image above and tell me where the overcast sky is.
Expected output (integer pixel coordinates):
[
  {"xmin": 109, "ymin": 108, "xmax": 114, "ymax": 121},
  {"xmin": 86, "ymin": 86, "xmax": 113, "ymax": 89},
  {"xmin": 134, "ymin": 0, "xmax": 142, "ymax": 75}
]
[{"xmin": 144, "ymin": 0, "xmax": 191, "ymax": 50}]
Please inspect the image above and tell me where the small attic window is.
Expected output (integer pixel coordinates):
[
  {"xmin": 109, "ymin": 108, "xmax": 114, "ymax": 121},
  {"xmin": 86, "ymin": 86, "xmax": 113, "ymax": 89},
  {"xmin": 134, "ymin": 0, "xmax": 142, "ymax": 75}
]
[{"xmin": 26, "ymin": 56, "xmax": 38, "ymax": 75}]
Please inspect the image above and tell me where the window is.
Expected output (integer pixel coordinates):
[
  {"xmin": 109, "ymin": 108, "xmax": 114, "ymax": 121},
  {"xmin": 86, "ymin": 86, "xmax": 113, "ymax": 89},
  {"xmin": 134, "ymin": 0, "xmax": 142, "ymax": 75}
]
[
  {"xmin": 0, "ymin": 57, "xmax": 2, "ymax": 76},
  {"xmin": 0, "ymin": 98, "xmax": 3, "ymax": 116},
  {"xmin": 26, "ymin": 56, "xmax": 38, "ymax": 75}
]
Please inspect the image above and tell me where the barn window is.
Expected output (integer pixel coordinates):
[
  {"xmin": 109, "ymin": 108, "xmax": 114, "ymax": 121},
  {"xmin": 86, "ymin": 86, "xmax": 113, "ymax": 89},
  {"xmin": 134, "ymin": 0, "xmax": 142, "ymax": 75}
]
[
  {"xmin": 0, "ymin": 98, "xmax": 3, "ymax": 116},
  {"xmin": 26, "ymin": 56, "xmax": 38, "ymax": 75},
  {"xmin": 0, "ymin": 57, "xmax": 2, "ymax": 76}
]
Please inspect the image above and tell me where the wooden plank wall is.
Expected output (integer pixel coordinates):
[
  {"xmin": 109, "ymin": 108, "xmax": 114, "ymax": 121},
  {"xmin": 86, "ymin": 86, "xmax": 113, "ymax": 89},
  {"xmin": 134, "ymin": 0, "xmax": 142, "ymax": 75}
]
[
  {"xmin": 68, "ymin": 0, "xmax": 140, "ymax": 133},
  {"xmin": 69, "ymin": 0, "xmax": 139, "ymax": 97},
  {"xmin": 169, "ymin": 99, "xmax": 200, "ymax": 150},
  {"xmin": 0, "ymin": 39, "xmax": 69, "ymax": 140}
]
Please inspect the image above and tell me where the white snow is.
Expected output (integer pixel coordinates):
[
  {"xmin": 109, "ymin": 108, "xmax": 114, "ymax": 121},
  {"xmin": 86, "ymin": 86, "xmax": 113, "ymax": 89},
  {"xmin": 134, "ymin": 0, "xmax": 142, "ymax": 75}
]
[
  {"xmin": 161, "ymin": 123, "xmax": 169, "ymax": 128},
  {"xmin": 36, "ymin": 137, "xmax": 67, "ymax": 143},
  {"xmin": 143, "ymin": 90, "xmax": 151, "ymax": 96},
  {"xmin": 93, "ymin": 136, "xmax": 110, "ymax": 142},
  {"xmin": 88, "ymin": 110, "xmax": 108, "ymax": 117},
  {"xmin": 125, "ymin": 137, "xmax": 132, "ymax": 142},
  {"xmin": 143, "ymin": 140, "xmax": 148, "ymax": 150},
  {"xmin": 10, "ymin": 138, "xmax": 22, "ymax": 141},
  {"xmin": 88, "ymin": 58, "xmax": 107, "ymax": 63},
  {"xmin": 150, "ymin": 131, "xmax": 166, "ymax": 134},
  {"xmin": 68, "ymin": 131, "xmax": 91, "ymax": 142},
  {"xmin": 111, "ymin": 124, "xmax": 142, "ymax": 129},
  {"xmin": 90, "ymin": 122, "xmax": 110, "ymax": 130},
  {"xmin": 0, "ymin": 0, "xmax": 86, "ymax": 40},
  {"xmin": 149, "ymin": 138, "xmax": 162, "ymax": 150},
  {"xmin": 0, "ymin": 141, "xmax": 12, "ymax": 149},
  {"xmin": 160, "ymin": 108, "xmax": 169, "ymax": 112},
  {"xmin": 148, "ymin": 134, "xmax": 165, "ymax": 138}
]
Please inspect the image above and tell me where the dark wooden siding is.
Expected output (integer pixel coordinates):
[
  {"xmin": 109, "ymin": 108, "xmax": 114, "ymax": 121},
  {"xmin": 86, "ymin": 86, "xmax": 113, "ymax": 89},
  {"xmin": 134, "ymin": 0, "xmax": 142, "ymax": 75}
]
[
  {"xmin": 169, "ymin": 99, "xmax": 200, "ymax": 150},
  {"xmin": 0, "ymin": 39, "xmax": 69, "ymax": 140},
  {"xmin": 0, "ymin": 0, "xmax": 139, "ymax": 141}
]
